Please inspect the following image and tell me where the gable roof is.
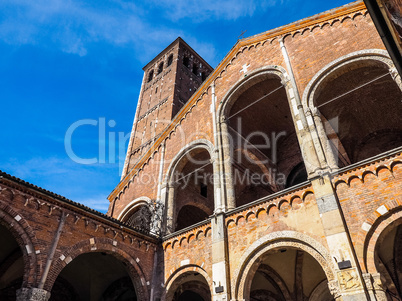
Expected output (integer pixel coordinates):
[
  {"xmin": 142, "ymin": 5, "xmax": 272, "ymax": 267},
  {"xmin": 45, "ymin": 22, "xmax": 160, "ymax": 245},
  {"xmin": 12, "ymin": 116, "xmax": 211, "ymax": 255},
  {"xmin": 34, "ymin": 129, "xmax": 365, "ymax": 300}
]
[{"xmin": 108, "ymin": 1, "xmax": 366, "ymax": 202}]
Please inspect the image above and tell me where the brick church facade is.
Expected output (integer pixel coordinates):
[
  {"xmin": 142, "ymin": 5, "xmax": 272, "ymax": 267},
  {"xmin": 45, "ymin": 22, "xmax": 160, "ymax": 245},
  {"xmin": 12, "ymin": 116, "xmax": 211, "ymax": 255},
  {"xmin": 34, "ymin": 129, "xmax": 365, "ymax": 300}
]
[{"xmin": 1, "ymin": 1, "xmax": 401, "ymax": 300}]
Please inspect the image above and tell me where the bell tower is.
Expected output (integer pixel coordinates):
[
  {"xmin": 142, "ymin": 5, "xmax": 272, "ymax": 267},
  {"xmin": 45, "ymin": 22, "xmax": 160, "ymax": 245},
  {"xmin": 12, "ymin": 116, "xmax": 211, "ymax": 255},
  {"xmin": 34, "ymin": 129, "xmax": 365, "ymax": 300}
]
[{"xmin": 121, "ymin": 37, "xmax": 213, "ymax": 178}]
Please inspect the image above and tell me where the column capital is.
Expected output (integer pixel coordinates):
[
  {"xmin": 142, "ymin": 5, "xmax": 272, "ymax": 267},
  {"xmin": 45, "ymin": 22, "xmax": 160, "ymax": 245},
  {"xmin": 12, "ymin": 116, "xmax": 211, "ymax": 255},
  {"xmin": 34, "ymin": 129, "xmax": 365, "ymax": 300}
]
[{"xmin": 16, "ymin": 288, "xmax": 51, "ymax": 301}]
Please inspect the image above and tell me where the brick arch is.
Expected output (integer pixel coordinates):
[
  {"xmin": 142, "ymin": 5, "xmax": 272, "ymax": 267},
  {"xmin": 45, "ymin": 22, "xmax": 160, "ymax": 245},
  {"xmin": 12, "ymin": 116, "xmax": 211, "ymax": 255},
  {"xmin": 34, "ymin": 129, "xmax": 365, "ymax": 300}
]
[
  {"xmin": 356, "ymin": 201, "xmax": 402, "ymax": 274},
  {"xmin": 217, "ymin": 65, "xmax": 290, "ymax": 119},
  {"xmin": 302, "ymin": 49, "xmax": 400, "ymax": 110},
  {"xmin": 117, "ymin": 196, "xmax": 152, "ymax": 221},
  {"xmin": 164, "ymin": 139, "xmax": 216, "ymax": 232},
  {"xmin": 163, "ymin": 139, "xmax": 215, "ymax": 185},
  {"xmin": 45, "ymin": 237, "xmax": 149, "ymax": 301},
  {"xmin": 0, "ymin": 198, "xmax": 39, "ymax": 288},
  {"xmin": 232, "ymin": 230, "xmax": 335, "ymax": 300},
  {"xmin": 163, "ymin": 265, "xmax": 212, "ymax": 301}
]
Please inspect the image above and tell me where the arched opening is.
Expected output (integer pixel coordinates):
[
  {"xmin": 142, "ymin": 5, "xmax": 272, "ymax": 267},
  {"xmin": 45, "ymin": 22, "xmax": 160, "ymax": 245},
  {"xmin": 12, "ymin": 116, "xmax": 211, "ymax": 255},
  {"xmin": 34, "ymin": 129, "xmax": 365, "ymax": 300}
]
[
  {"xmin": 147, "ymin": 70, "xmax": 154, "ymax": 83},
  {"xmin": 312, "ymin": 59, "xmax": 402, "ymax": 166},
  {"xmin": 0, "ymin": 223, "xmax": 24, "ymax": 301},
  {"xmin": 374, "ymin": 219, "xmax": 402, "ymax": 299},
  {"xmin": 122, "ymin": 204, "xmax": 152, "ymax": 233},
  {"xmin": 248, "ymin": 247, "xmax": 333, "ymax": 301},
  {"xmin": 167, "ymin": 271, "xmax": 211, "ymax": 301},
  {"xmin": 168, "ymin": 146, "xmax": 214, "ymax": 232},
  {"xmin": 50, "ymin": 252, "xmax": 137, "ymax": 301},
  {"xmin": 158, "ymin": 62, "xmax": 164, "ymax": 75},
  {"xmin": 167, "ymin": 54, "xmax": 173, "ymax": 67},
  {"xmin": 224, "ymin": 74, "xmax": 307, "ymax": 207}
]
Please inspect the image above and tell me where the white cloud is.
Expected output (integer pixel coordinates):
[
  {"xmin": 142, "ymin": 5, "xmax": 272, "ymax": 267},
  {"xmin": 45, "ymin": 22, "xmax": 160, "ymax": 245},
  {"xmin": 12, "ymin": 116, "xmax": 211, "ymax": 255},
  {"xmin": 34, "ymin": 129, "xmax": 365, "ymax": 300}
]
[
  {"xmin": 148, "ymin": 0, "xmax": 279, "ymax": 22},
  {"xmin": 0, "ymin": 0, "xmax": 214, "ymax": 63}
]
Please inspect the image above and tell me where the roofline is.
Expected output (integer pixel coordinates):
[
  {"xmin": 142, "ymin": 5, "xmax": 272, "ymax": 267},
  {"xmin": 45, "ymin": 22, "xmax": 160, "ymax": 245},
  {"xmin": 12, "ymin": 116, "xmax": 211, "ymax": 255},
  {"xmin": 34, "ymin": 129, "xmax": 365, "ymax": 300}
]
[
  {"xmin": 142, "ymin": 37, "xmax": 213, "ymax": 71},
  {"xmin": 0, "ymin": 170, "xmax": 158, "ymax": 243},
  {"xmin": 109, "ymin": 1, "xmax": 366, "ymax": 201}
]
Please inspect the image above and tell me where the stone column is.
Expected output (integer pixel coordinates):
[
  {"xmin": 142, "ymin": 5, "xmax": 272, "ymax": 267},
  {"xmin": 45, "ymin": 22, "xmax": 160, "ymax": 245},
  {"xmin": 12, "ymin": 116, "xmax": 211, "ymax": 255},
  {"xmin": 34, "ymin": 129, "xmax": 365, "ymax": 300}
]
[
  {"xmin": 16, "ymin": 288, "xmax": 51, "ymax": 301},
  {"xmin": 306, "ymin": 107, "xmax": 339, "ymax": 170},
  {"xmin": 219, "ymin": 118, "xmax": 236, "ymax": 210},
  {"xmin": 211, "ymin": 213, "xmax": 230, "ymax": 301},
  {"xmin": 282, "ymin": 79, "xmax": 323, "ymax": 177},
  {"xmin": 166, "ymin": 183, "xmax": 176, "ymax": 233}
]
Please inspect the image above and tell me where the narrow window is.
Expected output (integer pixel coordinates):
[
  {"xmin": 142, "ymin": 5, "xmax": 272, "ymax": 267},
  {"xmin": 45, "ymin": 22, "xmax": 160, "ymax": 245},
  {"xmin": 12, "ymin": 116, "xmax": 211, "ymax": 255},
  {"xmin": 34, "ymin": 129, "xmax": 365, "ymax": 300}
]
[
  {"xmin": 183, "ymin": 56, "xmax": 189, "ymax": 68},
  {"xmin": 167, "ymin": 54, "xmax": 173, "ymax": 66},
  {"xmin": 157, "ymin": 62, "xmax": 164, "ymax": 75},
  {"xmin": 147, "ymin": 70, "xmax": 154, "ymax": 83},
  {"xmin": 192, "ymin": 64, "xmax": 198, "ymax": 75},
  {"xmin": 201, "ymin": 72, "xmax": 206, "ymax": 81},
  {"xmin": 200, "ymin": 183, "xmax": 208, "ymax": 198}
]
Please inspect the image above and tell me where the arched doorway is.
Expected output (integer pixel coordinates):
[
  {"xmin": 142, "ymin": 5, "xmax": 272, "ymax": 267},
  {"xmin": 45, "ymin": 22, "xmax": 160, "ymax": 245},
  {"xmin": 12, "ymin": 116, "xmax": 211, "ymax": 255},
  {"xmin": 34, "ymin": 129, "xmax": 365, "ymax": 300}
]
[
  {"xmin": 0, "ymin": 223, "xmax": 24, "ymax": 301},
  {"xmin": 248, "ymin": 247, "xmax": 333, "ymax": 301},
  {"xmin": 50, "ymin": 252, "xmax": 137, "ymax": 301},
  {"xmin": 167, "ymin": 144, "xmax": 214, "ymax": 232},
  {"xmin": 306, "ymin": 52, "xmax": 402, "ymax": 167},
  {"xmin": 166, "ymin": 271, "xmax": 211, "ymax": 301},
  {"xmin": 374, "ymin": 219, "xmax": 402, "ymax": 300},
  {"xmin": 221, "ymin": 69, "xmax": 307, "ymax": 207}
]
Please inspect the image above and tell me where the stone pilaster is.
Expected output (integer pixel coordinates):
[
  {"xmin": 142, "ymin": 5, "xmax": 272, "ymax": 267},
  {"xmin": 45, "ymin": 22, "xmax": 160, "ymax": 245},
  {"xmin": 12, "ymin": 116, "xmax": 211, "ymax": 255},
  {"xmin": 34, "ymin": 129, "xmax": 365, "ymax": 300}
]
[
  {"xmin": 211, "ymin": 213, "xmax": 230, "ymax": 301},
  {"xmin": 312, "ymin": 176, "xmax": 367, "ymax": 301}
]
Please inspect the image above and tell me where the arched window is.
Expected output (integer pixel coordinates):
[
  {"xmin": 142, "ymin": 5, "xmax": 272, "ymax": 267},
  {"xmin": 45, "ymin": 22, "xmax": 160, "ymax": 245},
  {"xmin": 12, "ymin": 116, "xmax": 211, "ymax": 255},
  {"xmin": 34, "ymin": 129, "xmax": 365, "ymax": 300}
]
[
  {"xmin": 166, "ymin": 145, "xmax": 214, "ymax": 232},
  {"xmin": 147, "ymin": 70, "xmax": 154, "ymax": 83},
  {"xmin": 167, "ymin": 54, "xmax": 173, "ymax": 67},
  {"xmin": 157, "ymin": 62, "xmax": 164, "ymax": 75}
]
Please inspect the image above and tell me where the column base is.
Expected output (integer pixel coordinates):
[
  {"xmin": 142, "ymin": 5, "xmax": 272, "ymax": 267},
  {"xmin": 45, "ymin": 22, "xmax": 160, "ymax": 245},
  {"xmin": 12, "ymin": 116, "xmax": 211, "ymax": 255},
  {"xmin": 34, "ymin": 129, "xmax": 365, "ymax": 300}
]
[{"xmin": 16, "ymin": 288, "xmax": 51, "ymax": 301}]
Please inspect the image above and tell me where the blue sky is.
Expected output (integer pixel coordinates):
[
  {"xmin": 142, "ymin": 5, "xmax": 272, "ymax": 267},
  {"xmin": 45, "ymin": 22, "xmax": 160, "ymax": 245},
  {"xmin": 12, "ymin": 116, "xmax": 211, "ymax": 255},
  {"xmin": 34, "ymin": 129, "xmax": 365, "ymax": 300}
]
[{"xmin": 0, "ymin": 0, "xmax": 352, "ymax": 213}]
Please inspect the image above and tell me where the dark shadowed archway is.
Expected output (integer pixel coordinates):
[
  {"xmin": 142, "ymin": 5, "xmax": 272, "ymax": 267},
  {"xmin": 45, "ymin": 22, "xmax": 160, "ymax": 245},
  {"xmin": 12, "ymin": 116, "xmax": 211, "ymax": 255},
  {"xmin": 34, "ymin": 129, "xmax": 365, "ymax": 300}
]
[{"xmin": 50, "ymin": 252, "xmax": 137, "ymax": 301}]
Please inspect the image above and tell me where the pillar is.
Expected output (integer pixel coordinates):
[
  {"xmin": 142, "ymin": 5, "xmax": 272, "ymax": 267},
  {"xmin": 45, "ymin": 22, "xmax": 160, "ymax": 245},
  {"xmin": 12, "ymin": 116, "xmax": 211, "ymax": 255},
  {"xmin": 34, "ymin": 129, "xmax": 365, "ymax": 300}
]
[
  {"xmin": 211, "ymin": 213, "xmax": 230, "ymax": 301},
  {"xmin": 219, "ymin": 118, "xmax": 236, "ymax": 210}
]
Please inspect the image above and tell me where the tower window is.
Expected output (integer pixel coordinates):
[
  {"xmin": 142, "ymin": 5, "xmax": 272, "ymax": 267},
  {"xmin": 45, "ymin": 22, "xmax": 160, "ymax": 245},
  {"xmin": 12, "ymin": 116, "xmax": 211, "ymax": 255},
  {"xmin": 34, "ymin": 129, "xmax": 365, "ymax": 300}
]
[
  {"xmin": 167, "ymin": 54, "xmax": 173, "ymax": 67},
  {"xmin": 192, "ymin": 64, "xmax": 198, "ymax": 75},
  {"xmin": 157, "ymin": 62, "xmax": 164, "ymax": 75},
  {"xmin": 147, "ymin": 70, "xmax": 154, "ymax": 83},
  {"xmin": 200, "ymin": 183, "xmax": 208, "ymax": 198},
  {"xmin": 183, "ymin": 56, "xmax": 189, "ymax": 68}
]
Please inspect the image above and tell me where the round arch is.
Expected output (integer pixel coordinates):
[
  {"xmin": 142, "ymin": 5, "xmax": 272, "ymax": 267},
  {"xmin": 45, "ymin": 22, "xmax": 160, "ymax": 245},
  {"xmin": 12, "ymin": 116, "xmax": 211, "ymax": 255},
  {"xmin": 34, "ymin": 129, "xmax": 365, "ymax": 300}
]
[
  {"xmin": 363, "ymin": 207, "xmax": 402, "ymax": 274},
  {"xmin": 302, "ymin": 49, "xmax": 400, "ymax": 110},
  {"xmin": 217, "ymin": 65, "xmax": 290, "ymax": 119},
  {"xmin": 216, "ymin": 65, "xmax": 309, "ymax": 207},
  {"xmin": 163, "ymin": 265, "xmax": 212, "ymax": 301},
  {"xmin": 163, "ymin": 139, "xmax": 215, "ymax": 186},
  {"xmin": 164, "ymin": 139, "xmax": 215, "ymax": 232},
  {"xmin": 0, "ymin": 197, "xmax": 39, "ymax": 288},
  {"xmin": 45, "ymin": 237, "xmax": 149, "ymax": 301},
  {"xmin": 232, "ymin": 231, "xmax": 336, "ymax": 300},
  {"xmin": 301, "ymin": 49, "xmax": 402, "ymax": 167},
  {"xmin": 117, "ymin": 196, "xmax": 152, "ymax": 221}
]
